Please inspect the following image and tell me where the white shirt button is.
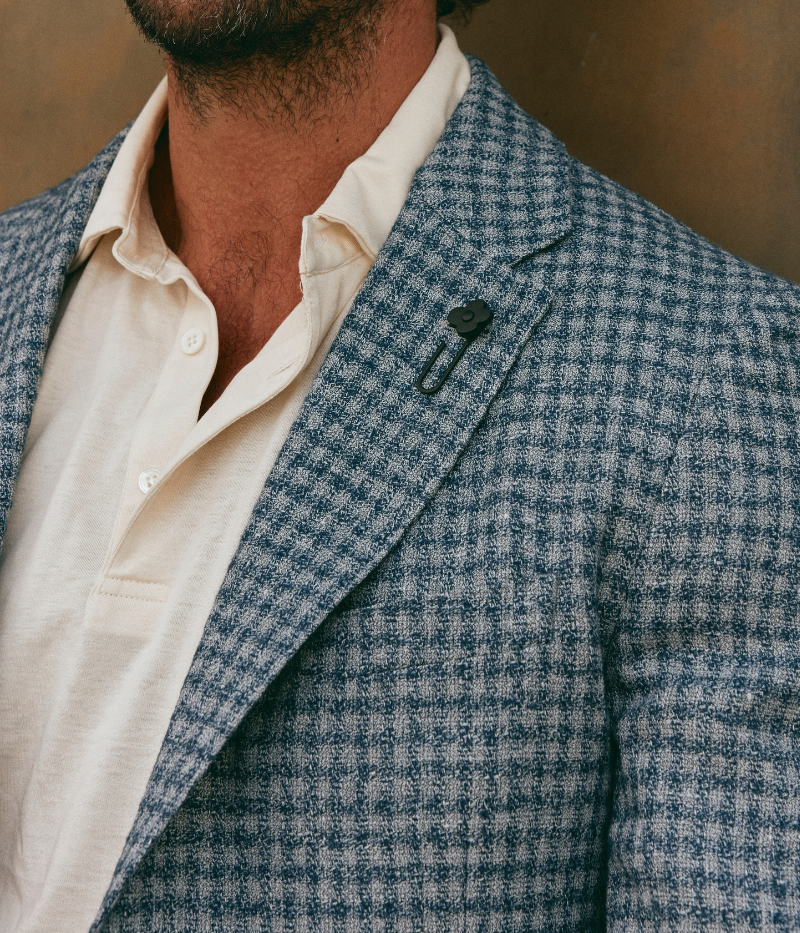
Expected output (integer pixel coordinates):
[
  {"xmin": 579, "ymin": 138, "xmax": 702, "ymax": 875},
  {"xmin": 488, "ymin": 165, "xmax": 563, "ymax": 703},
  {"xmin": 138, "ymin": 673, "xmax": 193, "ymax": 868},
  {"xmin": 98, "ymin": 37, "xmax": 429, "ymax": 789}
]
[
  {"xmin": 180, "ymin": 328, "xmax": 205, "ymax": 355},
  {"xmin": 138, "ymin": 469, "xmax": 161, "ymax": 493}
]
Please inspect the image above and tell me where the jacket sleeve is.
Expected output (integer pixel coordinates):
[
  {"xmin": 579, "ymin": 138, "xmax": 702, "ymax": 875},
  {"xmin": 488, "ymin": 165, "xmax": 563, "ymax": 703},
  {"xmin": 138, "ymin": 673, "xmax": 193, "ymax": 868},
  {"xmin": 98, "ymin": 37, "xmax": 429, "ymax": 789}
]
[{"xmin": 604, "ymin": 306, "xmax": 800, "ymax": 931}]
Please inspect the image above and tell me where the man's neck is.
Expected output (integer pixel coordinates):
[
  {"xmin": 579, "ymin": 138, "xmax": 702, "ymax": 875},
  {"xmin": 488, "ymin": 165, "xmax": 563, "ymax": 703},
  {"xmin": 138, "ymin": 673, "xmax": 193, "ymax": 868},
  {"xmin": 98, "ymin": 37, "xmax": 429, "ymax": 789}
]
[{"xmin": 149, "ymin": 1, "xmax": 438, "ymax": 413}]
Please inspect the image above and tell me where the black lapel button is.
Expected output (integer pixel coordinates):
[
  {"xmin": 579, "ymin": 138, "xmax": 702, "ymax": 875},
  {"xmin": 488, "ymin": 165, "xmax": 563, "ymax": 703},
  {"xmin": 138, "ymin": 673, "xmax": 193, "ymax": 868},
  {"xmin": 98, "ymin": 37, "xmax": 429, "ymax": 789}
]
[{"xmin": 447, "ymin": 299, "xmax": 493, "ymax": 337}]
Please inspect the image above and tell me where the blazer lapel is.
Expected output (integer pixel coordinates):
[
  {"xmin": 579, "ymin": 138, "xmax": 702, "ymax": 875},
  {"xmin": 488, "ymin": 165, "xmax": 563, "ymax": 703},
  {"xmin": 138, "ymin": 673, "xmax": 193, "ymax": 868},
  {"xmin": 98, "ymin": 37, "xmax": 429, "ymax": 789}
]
[
  {"xmin": 0, "ymin": 131, "xmax": 128, "ymax": 543},
  {"xmin": 96, "ymin": 59, "xmax": 575, "ymax": 925}
]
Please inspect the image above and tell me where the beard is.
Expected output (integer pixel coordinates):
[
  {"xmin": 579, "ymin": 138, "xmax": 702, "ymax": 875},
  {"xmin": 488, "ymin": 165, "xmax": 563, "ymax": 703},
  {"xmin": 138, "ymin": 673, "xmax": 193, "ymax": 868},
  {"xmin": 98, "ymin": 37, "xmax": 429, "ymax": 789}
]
[{"xmin": 125, "ymin": 0, "xmax": 388, "ymax": 118}]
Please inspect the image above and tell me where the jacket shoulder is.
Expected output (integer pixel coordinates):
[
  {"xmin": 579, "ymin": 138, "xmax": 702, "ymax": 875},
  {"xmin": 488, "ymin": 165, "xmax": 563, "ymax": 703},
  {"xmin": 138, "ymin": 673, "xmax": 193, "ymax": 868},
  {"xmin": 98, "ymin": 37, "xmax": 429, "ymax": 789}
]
[{"xmin": 563, "ymin": 153, "xmax": 800, "ymax": 325}]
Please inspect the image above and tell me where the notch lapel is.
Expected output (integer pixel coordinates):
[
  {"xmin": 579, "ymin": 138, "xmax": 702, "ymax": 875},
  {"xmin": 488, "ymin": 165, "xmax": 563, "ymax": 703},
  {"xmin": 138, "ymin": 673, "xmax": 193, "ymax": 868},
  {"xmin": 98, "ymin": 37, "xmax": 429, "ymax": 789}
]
[{"xmin": 96, "ymin": 59, "xmax": 575, "ymax": 925}]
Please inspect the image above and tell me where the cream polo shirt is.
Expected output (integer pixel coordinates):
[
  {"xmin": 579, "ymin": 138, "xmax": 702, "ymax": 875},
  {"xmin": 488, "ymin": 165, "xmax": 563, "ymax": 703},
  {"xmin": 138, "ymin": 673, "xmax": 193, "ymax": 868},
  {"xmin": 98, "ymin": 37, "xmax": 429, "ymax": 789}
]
[{"xmin": 0, "ymin": 25, "xmax": 470, "ymax": 933}]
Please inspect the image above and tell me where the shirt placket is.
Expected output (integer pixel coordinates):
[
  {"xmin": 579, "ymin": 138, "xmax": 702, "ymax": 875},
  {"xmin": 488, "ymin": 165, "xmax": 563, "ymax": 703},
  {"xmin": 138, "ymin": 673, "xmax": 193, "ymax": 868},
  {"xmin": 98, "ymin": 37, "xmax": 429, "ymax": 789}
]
[{"xmin": 104, "ymin": 262, "xmax": 219, "ymax": 566}]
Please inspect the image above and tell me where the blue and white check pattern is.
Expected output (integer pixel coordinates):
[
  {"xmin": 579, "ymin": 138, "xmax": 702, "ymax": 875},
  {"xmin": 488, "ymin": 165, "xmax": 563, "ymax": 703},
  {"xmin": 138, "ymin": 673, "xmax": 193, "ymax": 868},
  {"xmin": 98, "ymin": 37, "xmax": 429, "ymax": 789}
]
[{"xmin": 1, "ymin": 57, "xmax": 799, "ymax": 932}]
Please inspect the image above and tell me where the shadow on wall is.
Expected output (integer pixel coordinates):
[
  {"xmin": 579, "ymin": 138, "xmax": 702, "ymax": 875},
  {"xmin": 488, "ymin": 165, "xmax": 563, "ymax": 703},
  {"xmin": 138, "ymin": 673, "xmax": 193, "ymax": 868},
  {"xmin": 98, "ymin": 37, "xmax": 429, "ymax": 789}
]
[{"xmin": 2, "ymin": 0, "xmax": 799, "ymax": 282}]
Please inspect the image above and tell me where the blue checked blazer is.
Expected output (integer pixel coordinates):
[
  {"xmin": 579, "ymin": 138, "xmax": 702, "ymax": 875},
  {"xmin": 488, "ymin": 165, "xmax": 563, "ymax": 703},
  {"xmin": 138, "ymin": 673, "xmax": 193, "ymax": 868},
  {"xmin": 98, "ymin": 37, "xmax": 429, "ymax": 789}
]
[{"xmin": 1, "ymin": 58, "xmax": 799, "ymax": 932}]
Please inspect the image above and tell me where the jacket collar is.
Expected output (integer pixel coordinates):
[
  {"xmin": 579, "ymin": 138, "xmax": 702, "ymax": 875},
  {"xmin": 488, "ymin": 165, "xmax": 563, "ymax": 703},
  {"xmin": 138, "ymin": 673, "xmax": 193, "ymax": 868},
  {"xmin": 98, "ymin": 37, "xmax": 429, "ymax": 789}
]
[{"xmin": 412, "ymin": 56, "xmax": 572, "ymax": 264}]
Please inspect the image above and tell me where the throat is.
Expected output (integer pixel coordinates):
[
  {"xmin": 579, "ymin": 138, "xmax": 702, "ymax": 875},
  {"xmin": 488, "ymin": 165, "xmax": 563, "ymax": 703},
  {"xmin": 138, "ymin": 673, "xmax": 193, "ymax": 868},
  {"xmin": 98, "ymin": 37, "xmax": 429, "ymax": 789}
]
[
  {"xmin": 198, "ymin": 273, "xmax": 303, "ymax": 417},
  {"xmin": 148, "ymin": 129, "xmax": 308, "ymax": 417}
]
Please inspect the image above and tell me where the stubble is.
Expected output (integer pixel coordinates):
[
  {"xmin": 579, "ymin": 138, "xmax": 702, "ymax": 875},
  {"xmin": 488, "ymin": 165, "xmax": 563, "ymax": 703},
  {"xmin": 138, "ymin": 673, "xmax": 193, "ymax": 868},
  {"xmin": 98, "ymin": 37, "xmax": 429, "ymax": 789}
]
[{"xmin": 125, "ymin": 0, "xmax": 388, "ymax": 121}]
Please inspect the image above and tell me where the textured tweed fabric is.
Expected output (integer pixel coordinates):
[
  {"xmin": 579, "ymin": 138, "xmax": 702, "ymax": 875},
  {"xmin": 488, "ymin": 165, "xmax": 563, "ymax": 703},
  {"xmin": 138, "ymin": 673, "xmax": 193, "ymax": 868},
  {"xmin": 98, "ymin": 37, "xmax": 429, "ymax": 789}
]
[{"xmin": 1, "ymin": 58, "xmax": 799, "ymax": 932}]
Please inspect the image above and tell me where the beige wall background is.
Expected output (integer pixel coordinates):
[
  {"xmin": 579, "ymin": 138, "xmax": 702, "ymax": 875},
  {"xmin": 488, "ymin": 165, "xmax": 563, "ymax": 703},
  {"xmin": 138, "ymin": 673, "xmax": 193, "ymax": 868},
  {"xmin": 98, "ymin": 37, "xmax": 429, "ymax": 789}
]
[{"xmin": 2, "ymin": 0, "xmax": 799, "ymax": 282}]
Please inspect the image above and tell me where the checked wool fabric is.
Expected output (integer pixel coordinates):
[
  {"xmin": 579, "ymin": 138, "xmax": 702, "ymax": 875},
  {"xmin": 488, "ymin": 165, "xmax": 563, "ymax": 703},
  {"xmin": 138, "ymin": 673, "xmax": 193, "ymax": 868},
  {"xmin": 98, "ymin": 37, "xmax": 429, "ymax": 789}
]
[{"xmin": 2, "ymin": 57, "xmax": 800, "ymax": 933}]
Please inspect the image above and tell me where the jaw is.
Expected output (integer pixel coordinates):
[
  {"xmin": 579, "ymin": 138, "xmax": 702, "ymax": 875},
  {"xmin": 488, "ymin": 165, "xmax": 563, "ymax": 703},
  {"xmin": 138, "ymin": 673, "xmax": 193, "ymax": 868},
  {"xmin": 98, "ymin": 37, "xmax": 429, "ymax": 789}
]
[{"xmin": 126, "ymin": 0, "xmax": 392, "ymax": 120}]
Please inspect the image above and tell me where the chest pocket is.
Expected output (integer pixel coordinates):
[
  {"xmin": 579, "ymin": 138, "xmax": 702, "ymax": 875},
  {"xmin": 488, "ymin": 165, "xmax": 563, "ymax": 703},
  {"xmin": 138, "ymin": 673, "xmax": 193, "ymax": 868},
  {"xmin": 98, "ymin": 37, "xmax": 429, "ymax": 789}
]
[{"xmin": 290, "ymin": 575, "xmax": 561, "ymax": 683}]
